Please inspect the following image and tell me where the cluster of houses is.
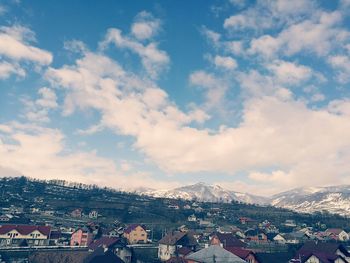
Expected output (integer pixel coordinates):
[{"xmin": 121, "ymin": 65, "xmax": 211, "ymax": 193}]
[{"xmin": 0, "ymin": 216, "xmax": 350, "ymax": 263}]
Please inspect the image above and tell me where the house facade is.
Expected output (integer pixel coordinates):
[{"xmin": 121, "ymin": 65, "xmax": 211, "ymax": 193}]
[
  {"xmin": 123, "ymin": 224, "xmax": 147, "ymax": 244},
  {"xmin": 158, "ymin": 231, "xmax": 197, "ymax": 261},
  {"xmin": 0, "ymin": 224, "xmax": 51, "ymax": 247},
  {"xmin": 70, "ymin": 228, "xmax": 93, "ymax": 246}
]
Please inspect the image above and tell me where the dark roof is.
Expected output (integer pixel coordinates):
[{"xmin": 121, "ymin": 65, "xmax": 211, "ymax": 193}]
[
  {"xmin": 297, "ymin": 241, "xmax": 350, "ymax": 257},
  {"xmin": 256, "ymin": 252, "xmax": 293, "ymax": 263},
  {"xmin": 159, "ymin": 231, "xmax": 187, "ymax": 245},
  {"xmin": 177, "ymin": 246, "xmax": 192, "ymax": 256},
  {"xmin": 49, "ymin": 230, "xmax": 61, "ymax": 239},
  {"xmin": 0, "ymin": 224, "xmax": 51, "ymax": 236},
  {"xmin": 84, "ymin": 247, "xmax": 124, "ymax": 263},
  {"xmin": 165, "ymin": 257, "xmax": 187, "ymax": 263},
  {"xmin": 226, "ymin": 247, "xmax": 254, "ymax": 259},
  {"xmin": 266, "ymin": 233, "xmax": 278, "ymax": 241},
  {"xmin": 88, "ymin": 237, "xmax": 120, "ymax": 250},
  {"xmin": 295, "ymin": 251, "xmax": 347, "ymax": 263},
  {"xmin": 124, "ymin": 224, "xmax": 146, "ymax": 234},
  {"xmin": 213, "ymin": 232, "xmax": 247, "ymax": 248}
]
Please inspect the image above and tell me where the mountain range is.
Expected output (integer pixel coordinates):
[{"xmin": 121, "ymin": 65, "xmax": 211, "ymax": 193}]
[{"xmin": 138, "ymin": 182, "xmax": 350, "ymax": 216}]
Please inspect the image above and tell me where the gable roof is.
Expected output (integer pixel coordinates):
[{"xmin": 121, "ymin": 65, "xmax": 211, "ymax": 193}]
[
  {"xmin": 84, "ymin": 247, "xmax": 124, "ymax": 263},
  {"xmin": 0, "ymin": 224, "xmax": 51, "ymax": 236},
  {"xmin": 212, "ymin": 232, "xmax": 247, "ymax": 248},
  {"xmin": 297, "ymin": 241, "xmax": 350, "ymax": 257},
  {"xmin": 325, "ymin": 228, "xmax": 345, "ymax": 235},
  {"xmin": 186, "ymin": 245, "xmax": 246, "ymax": 263},
  {"xmin": 124, "ymin": 224, "xmax": 146, "ymax": 234},
  {"xmin": 295, "ymin": 251, "xmax": 347, "ymax": 263},
  {"xmin": 88, "ymin": 237, "xmax": 120, "ymax": 250},
  {"xmin": 226, "ymin": 247, "xmax": 255, "ymax": 259},
  {"xmin": 256, "ymin": 252, "xmax": 293, "ymax": 263}
]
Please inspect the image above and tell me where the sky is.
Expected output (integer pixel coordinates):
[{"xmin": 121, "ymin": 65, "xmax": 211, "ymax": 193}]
[{"xmin": 1, "ymin": 0, "xmax": 350, "ymax": 196}]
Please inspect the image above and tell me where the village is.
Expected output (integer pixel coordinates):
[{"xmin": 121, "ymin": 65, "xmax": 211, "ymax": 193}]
[{"xmin": 0, "ymin": 177, "xmax": 350, "ymax": 263}]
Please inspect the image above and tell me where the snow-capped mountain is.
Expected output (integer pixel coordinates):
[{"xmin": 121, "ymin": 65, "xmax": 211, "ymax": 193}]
[
  {"xmin": 140, "ymin": 182, "xmax": 268, "ymax": 205},
  {"xmin": 270, "ymin": 185, "xmax": 350, "ymax": 216},
  {"xmin": 138, "ymin": 183, "xmax": 350, "ymax": 216}
]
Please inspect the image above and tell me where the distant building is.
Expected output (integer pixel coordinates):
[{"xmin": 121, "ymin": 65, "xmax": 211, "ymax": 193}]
[
  {"xmin": 158, "ymin": 231, "xmax": 198, "ymax": 261},
  {"xmin": 210, "ymin": 232, "xmax": 247, "ymax": 249},
  {"xmin": 89, "ymin": 210, "xmax": 98, "ymax": 219},
  {"xmin": 292, "ymin": 241, "xmax": 350, "ymax": 263},
  {"xmin": 188, "ymin": 214, "xmax": 197, "ymax": 222},
  {"xmin": 71, "ymin": 208, "xmax": 83, "ymax": 218},
  {"xmin": 226, "ymin": 247, "xmax": 260, "ymax": 263},
  {"xmin": 0, "ymin": 224, "xmax": 51, "ymax": 247},
  {"xmin": 123, "ymin": 224, "xmax": 147, "ymax": 244},
  {"xmin": 325, "ymin": 228, "xmax": 349, "ymax": 242},
  {"xmin": 70, "ymin": 227, "xmax": 94, "ymax": 246},
  {"xmin": 185, "ymin": 245, "xmax": 246, "ymax": 263}
]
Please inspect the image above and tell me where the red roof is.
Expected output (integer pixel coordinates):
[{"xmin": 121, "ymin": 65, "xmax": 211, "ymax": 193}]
[
  {"xmin": 124, "ymin": 224, "xmax": 146, "ymax": 234},
  {"xmin": 226, "ymin": 247, "xmax": 254, "ymax": 259},
  {"xmin": 0, "ymin": 224, "xmax": 51, "ymax": 236}
]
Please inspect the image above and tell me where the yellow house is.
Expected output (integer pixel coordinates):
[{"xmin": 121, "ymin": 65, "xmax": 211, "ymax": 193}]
[{"xmin": 123, "ymin": 224, "xmax": 147, "ymax": 244}]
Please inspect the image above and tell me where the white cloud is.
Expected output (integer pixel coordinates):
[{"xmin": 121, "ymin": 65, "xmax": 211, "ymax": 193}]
[
  {"xmin": 0, "ymin": 61, "xmax": 25, "ymax": 79},
  {"xmin": 327, "ymin": 55, "xmax": 350, "ymax": 83},
  {"xmin": 249, "ymin": 11, "xmax": 349, "ymax": 58},
  {"xmin": 214, "ymin": 55, "xmax": 237, "ymax": 70},
  {"xmin": 0, "ymin": 25, "xmax": 52, "ymax": 65},
  {"xmin": 101, "ymin": 28, "xmax": 169, "ymax": 79},
  {"xmin": 224, "ymin": 0, "xmax": 315, "ymax": 31},
  {"xmin": 21, "ymin": 87, "xmax": 57, "ymax": 123},
  {"xmin": 0, "ymin": 123, "xmax": 179, "ymax": 190},
  {"xmin": 131, "ymin": 11, "xmax": 160, "ymax": 40},
  {"xmin": 266, "ymin": 60, "xmax": 312, "ymax": 85}
]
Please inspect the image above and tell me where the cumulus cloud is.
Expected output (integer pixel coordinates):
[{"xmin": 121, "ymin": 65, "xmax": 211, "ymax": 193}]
[
  {"xmin": 0, "ymin": 122, "xmax": 179, "ymax": 190},
  {"xmin": 327, "ymin": 55, "xmax": 350, "ymax": 83},
  {"xmin": 131, "ymin": 11, "xmax": 161, "ymax": 40},
  {"xmin": 249, "ymin": 11, "xmax": 349, "ymax": 58},
  {"xmin": 21, "ymin": 87, "xmax": 57, "ymax": 123},
  {"xmin": 214, "ymin": 55, "xmax": 237, "ymax": 70},
  {"xmin": 0, "ymin": 25, "xmax": 52, "ymax": 64}
]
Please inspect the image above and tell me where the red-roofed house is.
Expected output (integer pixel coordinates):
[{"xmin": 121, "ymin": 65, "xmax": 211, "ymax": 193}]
[
  {"xmin": 0, "ymin": 224, "xmax": 51, "ymax": 247},
  {"xmin": 210, "ymin": 232, "xmax": 247, "ymax": 249},
  {"xmin": 325, "ymin": 229, "xmax": 349, "ymax": 242},
  {"xmin": 226, "ymin": 247, "xmax": 260, "ymax": 263},
  {"xmin": 123, "ymin": 224, "xmax": 147, "ymax": 244}
]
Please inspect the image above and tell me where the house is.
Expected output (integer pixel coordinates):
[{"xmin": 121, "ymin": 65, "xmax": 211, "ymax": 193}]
[
  {"xmin": 266, "ymin": 233, "xmax": 286, "ymax": 244},
  {"xmin": 89, "ymin": 210, "xmax": 98, "ymax": 219},
  {"xmin": 284, "ymin": 219, "xmax": 297, "ymax": 227},
  {"xmin": 185, "ymin": 245, "xmax": 246, "ymax": 263},
  {"xmin": 0, "ymin": 214, "xmax": 13, "ymax": 222},
  {"xmin": 83, "ymin": 247, "xmax": 125, "ymax": 263},
  {"xmin": 123, "ymin": 224, "xmax": 147, "ymax": 244},
  {"xmin": 71, "ymin": 208, "xmax": 83, "ymax": 218},
  {"xmin": 210, "ymin": 232, "xmax": 247, "ymax": 249},
  {"xmin": 0, "ymin": 224, "xmax": 51, "ymax": 247},
  {"xmin": 88, "ymin": 237, "xmax": 132, "ymax": 263},
  {"xmin": 226, "ymin": 247, "xmax": 260, "ymax": 263},
  {"xmin": 256, "ymin": 252, "xmax": 293, "ymax": 263},
  {"xmin": 292, "ymin": 241, "xmax": 350, "ymax": 263},
  {"xmin": 158, "ymin": 231, "xmax": 198, "ymax": 261},
  {"xmin": 283, "ymin": 231, "xmax": 309, "ymax": 244},
  {"xmin": 70, "ymin": 227, "xmax": 94, "ymax": 246},
  {"xmin": 245, "ymin": 229, "xmax": 268, "ymax": 243},
  {"xmin": 188, "ymin": 214, "xmax": 197, "ymax": 222},
  {"xmin": 325, "ymin": 229, "xmax": 349, "ymax": 242},
  {"xmin": 239, "ymin": 217, "xmax": 255, "ymax": 225}
]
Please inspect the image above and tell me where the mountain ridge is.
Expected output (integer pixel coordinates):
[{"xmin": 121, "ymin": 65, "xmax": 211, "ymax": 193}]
[{"xmin": 137, "ymin": 182, "xmax": 350, "ymax": 216}]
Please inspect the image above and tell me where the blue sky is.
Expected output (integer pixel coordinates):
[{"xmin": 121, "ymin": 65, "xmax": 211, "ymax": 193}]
[{"xmin": 1, "ymin": 0, "xmax": 350, "ymax": 195}]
